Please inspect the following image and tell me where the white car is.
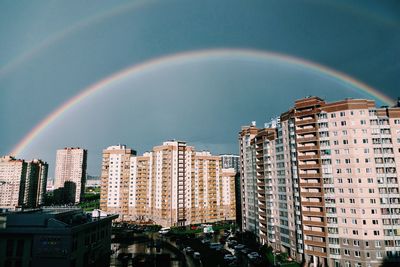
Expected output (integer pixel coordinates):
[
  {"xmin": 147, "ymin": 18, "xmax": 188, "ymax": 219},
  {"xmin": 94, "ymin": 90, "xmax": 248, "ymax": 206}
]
[
  {"xmin": 158, "ymin": 227, "xmax": 170, "ymax": 234},
  {"xmin": 247, "ymin": 252, "xmax": 261, "ymax": 260},
  {"xmin": 224, "ymin": 254, "xmax": 237, "ymax": 261},
  {"xmin": 193, "ymin": 252, "xmax": 201, "ymax": 260},
  {"xmin": 234, "ymin": 244, "xmax": 245, "ymax": 251}
]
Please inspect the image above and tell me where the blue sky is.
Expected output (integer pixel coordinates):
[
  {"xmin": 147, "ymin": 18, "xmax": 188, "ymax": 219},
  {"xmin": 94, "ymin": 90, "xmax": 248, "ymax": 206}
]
[{"xmin": 1, "ymin": 0, "xmax": 399, "ymax": 175}]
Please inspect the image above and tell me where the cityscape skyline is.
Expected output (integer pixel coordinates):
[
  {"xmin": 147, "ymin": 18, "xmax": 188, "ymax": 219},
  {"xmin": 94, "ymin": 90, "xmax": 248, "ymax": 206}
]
[
  {"xmin": 2, "ymin": 2, "xmax": 400, "ymax": 266},
  {"xmin": 1, "ymin": 1, "xmax": 400, "ymax": 175},
  {"xmin": 1, "ymin": 95, "xmax": 400, "ymax": 266}
]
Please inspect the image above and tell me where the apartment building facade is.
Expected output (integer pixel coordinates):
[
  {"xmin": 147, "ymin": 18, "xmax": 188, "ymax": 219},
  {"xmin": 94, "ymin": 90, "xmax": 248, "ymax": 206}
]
[
  {"xmin": 54, "ymin": 147, "xmax": 87, "ymax": 203},
  {"xmin": 239, "ymin": 123, "xmax": 260, "ymax": 237},
  {"xmin": 239, "ymin": 97, "xmax": 400, "ymax": 267},
  {"xmin": 100, "ymin": 141, "xmax": 236, "ymax": 227},
  {"xmin": 220, "ymin": 154, "xmax": 240, "ymax": 173},
  {"xmin": 0, "ymin": 156, "xmax": 27, "ymax": 209},
  {"xmin": 0, "ymin": 156, "xmax": 48, "ymax": 210},
  {"xmin": 23, "ymin": 159, "xmax": 48, "ymax": 207}
]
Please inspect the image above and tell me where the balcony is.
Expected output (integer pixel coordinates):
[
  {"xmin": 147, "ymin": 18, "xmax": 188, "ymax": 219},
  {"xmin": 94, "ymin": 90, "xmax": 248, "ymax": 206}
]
[
  {"xmin": 295, "ymin": 109, "xmax": 318, "ymax": 117},
  {"xmin": 302, "ymin": 211, "xmax": 324, "ymax": 217},
  {"xmin": 304, "ymin": 220, "xmax": 325, "ymax": 227},
  {"xmin": 298, "ymin": 145, "xmax": 319, "ymax": 152},
  {"xmin": 258, "ymin": 189, "xmax": 266, "ymax": 195},
  {"xmin": 304, "ymin": 239, "xmax": 326, "ymax": 248},
  {"xmin": 301, "ymin": 191, "xmax": 323, "ymax": 198},
  {"xmin": 298, "ymin": 164, "xmax": 320, "ymax": 170},
  {"xmin": 303, "ymin": 230, "xmax": 326, "ymax": 237},
  {"xmin": 300, "ymin": 182, "xmax": 322, "ymax": 187},
  {"xmin": 304, "ymin": 250, "xmax": 326, "ymax": 257},
  {"xmin": 296, "ymin": 127, "xmax": 317, "ymax": 135},
  {"xmin": 298, "ymin": 173, "xmax": 321, "ymax": 179},
  {"xmin": 301, "ymin": 201, "xmax": 323, "ymax": 207},
  {"xmin": 296, "ymin": 118, "xmax": 317, "ymax": 126},
  {"xmin": 298, "ymin": 154, "xmax": 320, "ymax": 161}
]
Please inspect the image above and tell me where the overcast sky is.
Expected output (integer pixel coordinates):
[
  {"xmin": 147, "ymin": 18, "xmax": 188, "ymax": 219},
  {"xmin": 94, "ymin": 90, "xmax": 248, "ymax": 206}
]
[{"xmin": 1, "ymin": 0, "xmax": 399, "ymax": 175}]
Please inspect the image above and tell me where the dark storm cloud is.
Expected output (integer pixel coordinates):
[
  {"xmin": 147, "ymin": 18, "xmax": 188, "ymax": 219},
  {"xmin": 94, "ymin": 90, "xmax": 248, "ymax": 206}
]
[{"xmin": 1, "ymin": 0, "xmax": 399, "ymax": 174}]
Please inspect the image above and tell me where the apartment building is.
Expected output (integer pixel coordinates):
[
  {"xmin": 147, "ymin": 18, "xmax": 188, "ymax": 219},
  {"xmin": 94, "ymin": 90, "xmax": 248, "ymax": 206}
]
[
  {"xmin": 0, "ymin": 156, "xmax": 48, "ymax": 209},
  {"xmin": 220, "ymin": 154, "xmax": 240, "ymax": 173},
  {"xmin": 100, "ymin": 141, "xmax": 236, "ymax": 227},
  {"xmin": 239, "ymin": 123, "xmax": 259, "ymax": 236},
  {"xmin": 239, "ymin": 97, "xmax": 400, "ymax": 267},
  {"xmin": 54, "ymin": 147, "xmax": 87, "ymax": 203},
  {"xmin": 0, "ymin": 156, "xmax": 27, "ymax": 209}
]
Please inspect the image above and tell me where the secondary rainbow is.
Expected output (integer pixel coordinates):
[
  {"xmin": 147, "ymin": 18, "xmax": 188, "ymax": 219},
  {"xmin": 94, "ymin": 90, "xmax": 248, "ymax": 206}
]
[
  {"xmin": 10, "ymin": 48, "xmax": 395, "ymax": 156},
  {"xmin": 0, "ymin": 0, "xmax": 157, "ymax": 78}
]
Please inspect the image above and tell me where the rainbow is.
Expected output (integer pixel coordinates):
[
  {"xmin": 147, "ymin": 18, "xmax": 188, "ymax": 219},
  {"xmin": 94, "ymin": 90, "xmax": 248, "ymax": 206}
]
[
  {"xmin": 0, "ymin": 0, "xmax": 157, "ymax": 78},
  {"xmin": 10, "ymin": 48, "xmax": 394, "ymax": 156}
]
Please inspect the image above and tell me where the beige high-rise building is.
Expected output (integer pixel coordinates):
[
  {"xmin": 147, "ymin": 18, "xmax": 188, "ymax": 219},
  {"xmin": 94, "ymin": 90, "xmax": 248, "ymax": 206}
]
[
  {"xmin": 0, "ymin": 156, "xmax": 48, "ymax": 209},
  {"xmin": 54, "ymin": 147, "xmax": 87, "ymax": 203},
  {"xmin": 0, "ymin": 156, "xmax": 27, "ymax": 209},
  {"xmin": 99, "ymin": 145, "xmax": 137, "ymax": 220},
  {"xmin": 239, "ymin": 97, "xmax": 400, "ymax": 267},
  {"xmin": 100, "ymin": 141, "xmax": 236, "ymax": 227}
]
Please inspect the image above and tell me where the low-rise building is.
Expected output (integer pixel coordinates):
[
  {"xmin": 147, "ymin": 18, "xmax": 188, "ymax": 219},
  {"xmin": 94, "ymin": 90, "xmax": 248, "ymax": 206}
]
[{"xmin": 0, "ymin": 208, "xmax": 117, "ymax": 267}]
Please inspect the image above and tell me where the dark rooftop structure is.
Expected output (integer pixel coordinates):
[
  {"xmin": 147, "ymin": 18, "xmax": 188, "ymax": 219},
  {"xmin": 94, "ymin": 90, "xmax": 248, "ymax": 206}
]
[{"xmin": 0, "ymin": 207, "xmax": 118, "ymax": 267}]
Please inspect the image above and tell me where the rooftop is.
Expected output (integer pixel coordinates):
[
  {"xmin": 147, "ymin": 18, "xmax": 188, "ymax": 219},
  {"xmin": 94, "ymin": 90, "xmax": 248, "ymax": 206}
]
[{"xmin": 0, "ymin": 207, "xmax": 118, "ymax": 231}]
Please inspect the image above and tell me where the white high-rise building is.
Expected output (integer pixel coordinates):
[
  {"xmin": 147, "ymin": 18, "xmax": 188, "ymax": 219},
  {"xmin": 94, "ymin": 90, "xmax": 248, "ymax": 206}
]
[{"xmin": 54, "ymin": 147, "xmax": 87, "ymax": 203}]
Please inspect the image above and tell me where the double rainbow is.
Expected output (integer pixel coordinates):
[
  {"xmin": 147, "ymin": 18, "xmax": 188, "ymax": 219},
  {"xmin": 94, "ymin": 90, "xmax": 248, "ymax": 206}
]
[{"xmin": 10, "ymin": 48, "xmax": 394, "ymax": 156}]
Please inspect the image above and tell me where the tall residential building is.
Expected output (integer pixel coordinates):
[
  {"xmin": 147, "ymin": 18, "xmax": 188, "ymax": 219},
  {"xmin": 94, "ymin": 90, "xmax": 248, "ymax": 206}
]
[
  {"xmin": 239, "ymin": 97, "xmax": 400, "ymax": 267},
  {"xmin": 23, "ymin": 159, "xmax": 48, "ymax": 207},
  {"xmin": 100, "ymin": 145, "xmax": 137, "ymax": 220},
  {"xmin": 220, "ymin": 154, "xmax": 240, "ymax": 172},
  {"xmin": 100, "ymin": 141, "xmax": 236, "ymax": 227},
  {"xmin": 54, "ymin": 147, "xmax": 87, "ymax": 203},
  {"xmin": 0, "ymin": 156, "xmax": 27, "ymax": 209},
  {"xmin": 238, "ymin": 122, "xmax": 259, "ymax": 237},
  {"xmin": 0, "ymin": 156, "xmax": 48, "ymax": 209}
]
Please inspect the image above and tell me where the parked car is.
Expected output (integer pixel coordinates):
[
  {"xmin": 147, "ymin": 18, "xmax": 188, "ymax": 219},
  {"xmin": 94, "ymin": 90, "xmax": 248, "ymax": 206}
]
[
  {"xmin": 247, "ymin": 252, "xmax": 260, "ymax": 260},
  {"xmin": 193, "ymin": 252, "xmax": 201, "ymax": 260},
  {"xmin": 224, "ymin": 254, "xmax": 237, "ymax": 262},
  {"xmin": 240, "ymin": 248, "xmax": 252, "ymax": 254},
  {"xmin": 209, "ymin": 242, "xmax": 223, "ymax": 251},
  {"xmin": 158, "ymin": 227, "xmax": 170, "ymax": 234},
  {"xmin": 227, "ymin": 240, "xmax": 238, "ymax": 248},
  {"xmin": 185, "ymin": 247, "xmax": 194, "ymax": 255},
  {"xmin": 234, "ymin": 244, "xmax": 245, "ymax": 251},
  {"xmin": 201, "ymin": 239, "xmax": 211, "ymax": 245}
]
